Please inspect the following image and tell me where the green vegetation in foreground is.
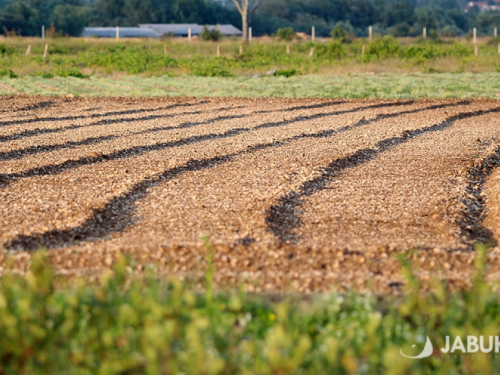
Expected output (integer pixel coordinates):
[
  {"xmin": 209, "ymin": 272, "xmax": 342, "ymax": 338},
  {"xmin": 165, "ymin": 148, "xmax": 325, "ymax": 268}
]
[
  {"xmin": 1, "ymin": 37, "xmax": 500, "ymax": 78},
  {"xmin": 1, "ymin": 73, "xmax": 500, "ymax": 99},
  {"xmin": 1, "ymin": 246, "xmax": 500, "ymax": 374}
]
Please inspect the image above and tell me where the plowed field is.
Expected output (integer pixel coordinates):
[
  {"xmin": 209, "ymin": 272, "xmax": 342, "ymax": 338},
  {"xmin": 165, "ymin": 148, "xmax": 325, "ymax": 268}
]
[{"xmin": 2, "ymin": 96, "xmax": 500, "ymax": 293}]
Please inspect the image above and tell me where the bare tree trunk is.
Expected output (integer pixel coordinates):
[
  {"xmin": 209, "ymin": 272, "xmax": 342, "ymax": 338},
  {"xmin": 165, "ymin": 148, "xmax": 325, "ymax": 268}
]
[
  {"xmin": 242, "ymin": 8, "xmax": 248, "ymax": 42},
  {"xmin": 232, "ymin": 0, "xmax": 259, "ymax": 42}
]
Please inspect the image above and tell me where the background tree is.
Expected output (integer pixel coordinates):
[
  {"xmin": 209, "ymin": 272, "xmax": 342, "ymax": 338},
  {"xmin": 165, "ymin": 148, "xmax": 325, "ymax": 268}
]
[
  {"xmin": 53, "ymin": 4, "xmax": 87, "ymax": 36},
  {"xmin": 231, "ymin": 0, "xmax": 260, "ymax": 41},
  {"xmin": 0, "ymin": 0, "xmax": 499, "ymax": 38}
]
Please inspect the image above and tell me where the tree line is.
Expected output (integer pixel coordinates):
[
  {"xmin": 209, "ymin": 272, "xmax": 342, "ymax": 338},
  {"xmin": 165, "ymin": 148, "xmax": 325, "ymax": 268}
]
[{"xmin": 0, "ymin": 0, "xmax": 499, "ymax": 38}]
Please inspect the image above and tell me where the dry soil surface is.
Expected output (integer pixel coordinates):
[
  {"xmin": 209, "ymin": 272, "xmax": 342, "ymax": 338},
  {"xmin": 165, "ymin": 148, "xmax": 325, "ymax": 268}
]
[{"xmin": 1, "ymin": 95, "xmax": 500, "ymax": 293}]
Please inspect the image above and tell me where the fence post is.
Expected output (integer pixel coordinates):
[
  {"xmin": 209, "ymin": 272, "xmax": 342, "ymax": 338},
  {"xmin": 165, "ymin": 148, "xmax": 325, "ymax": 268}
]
[
  {"xmin": 309, "ymin": 47, "xmax": 314, "ymax": 58},
  {"xmin": 25, "ymin": 45, "xmax": 31, "ymax": 56},
  {"xmin": 41, "ymin": 25, "xmax": 45, "ymax": 39},
  {"xmin": 188, "ymin": 28, "xmax": 192, "ymax": 42},
  {"xmin": 312, "ymin": 26, "xmax": 315, "ymax": 42},
  {"xmin": 116, "ymin": 26, "xmax": 119, "ymax": 40},
  {"xmin": 498, "ymin": 43, "xmax": 500, "ymax": 55},
  {"xmin": 287, "ymin": 44, "xmax": 290, "ymax": 55},
  {"xmin": 423, "ymin": 27, "xmax": 426, "ymax": 39},
  {"xmin": 495, "ymin": 27, "xmax": 498, "ymax": 38},
  {"xmin": 369, "ymin": 26, "xmax": 373, "ymax": 41},
  {"xmin": 217, "ymin": 45, "xmax": 221, "ymax": 57},
  {"xmin": 249, "ymin": 27, "xmax": 252, "ymax": 42},
  {"xmin": 473, "ymin": 27, "xmax": 477, "ymax": 44},
  {"xmin": 43, "ymin": 43, "xmax": 48, "ymax": 59},
  {"xmin": 474, "ymin": 43, "xmax": 478, "ymax": 56}
]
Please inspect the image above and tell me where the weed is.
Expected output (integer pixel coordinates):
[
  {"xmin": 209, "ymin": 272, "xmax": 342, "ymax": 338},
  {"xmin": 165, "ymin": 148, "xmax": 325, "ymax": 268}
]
[
  {"xmin": 0, "ymin": 244, "xmax": 499, "ymax": 374},
  {"xmin": 0, "ymin": 38, "xmax": 495, "ymax": 78},
  {"xmin": 276, "ymin": 68, "xmax": 297, "ymax": 77},
  {"xmin": 276, "ymin": 27, "xmax": 296, "ymax": 41},
  {"xmin": 200, "ymin": 26, "xmax": 222, "ymax": 42},
  {"xmin": 0, "ymin": 69, "xmax": 17, "ymax": 78}
]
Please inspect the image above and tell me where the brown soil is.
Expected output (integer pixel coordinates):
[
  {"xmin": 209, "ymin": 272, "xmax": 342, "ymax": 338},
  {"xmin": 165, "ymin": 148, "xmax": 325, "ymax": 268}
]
[{"xmin": 1, "ymin": 95, "xmax": 500, "ymax": 293}]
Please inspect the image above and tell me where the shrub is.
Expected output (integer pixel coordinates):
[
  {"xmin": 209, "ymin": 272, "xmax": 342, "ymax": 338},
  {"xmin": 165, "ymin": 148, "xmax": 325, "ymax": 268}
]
[
  {"xmin": 200, "ymin": 25, "xmax": 222, "ymax": 42},
  {"xmin": 276, "ymin": 68, "xmax": 297, "ymax": 77},
  {"xmin": 429, "ymin": 29, "xmax": 443, "ymax": 44},
  {"xmin": 364, "ymin": 36, "xmax": 401, "ymax": 60},
  {"xmin": 57, "ymin": 68, "xmax": 89, "ymax": 78},
  {"xmin": 276, "ymin": 27, "xmax": 296, "ymax": 41},
  {"xmin": 330, "ymin": 25, "xmax": 347, "ymax": 39},
  {"xmin": 330, "ymin": 25, "xmax": 351, "ymax": 44},
  {"xmin": 192, "ymin": 64, "xmax": 232, "ymax": 77},
  {"xmin": 315, "ymin": 41, "xmax": 347, "ymax": 60},
  {"xmin": 0, "ymin": 43, "xmax": 15, "ymax": 56},
  {"xmin": 0, "ymin": 69, "xmax": 17, "ymax": 78}
]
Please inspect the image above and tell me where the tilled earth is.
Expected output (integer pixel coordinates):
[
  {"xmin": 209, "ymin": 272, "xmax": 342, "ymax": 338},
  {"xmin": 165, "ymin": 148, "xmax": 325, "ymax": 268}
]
[{"xmin": 1, "ymin": 95, "xmax": 500, "ymax": 293}]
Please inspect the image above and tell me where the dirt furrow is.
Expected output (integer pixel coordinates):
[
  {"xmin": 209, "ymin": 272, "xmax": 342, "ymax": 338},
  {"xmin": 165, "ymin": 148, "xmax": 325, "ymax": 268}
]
[{"xmin": 1, "ymin": 97, "xmax": 500, "ymax": 293}]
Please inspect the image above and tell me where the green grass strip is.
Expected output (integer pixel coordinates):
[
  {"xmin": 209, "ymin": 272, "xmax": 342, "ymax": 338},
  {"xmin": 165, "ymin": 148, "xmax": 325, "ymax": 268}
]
[{"xmin": 1, "ymin": 73, "xmax": 500, "ymax": 99}]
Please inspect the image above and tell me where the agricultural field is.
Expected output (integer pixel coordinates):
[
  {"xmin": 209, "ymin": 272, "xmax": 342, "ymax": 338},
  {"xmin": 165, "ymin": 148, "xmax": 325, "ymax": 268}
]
[
  {"xmin": 2, "ymin": 36, "xmax": 500, "ymax": 374},
  {"xmin": 1, "ymin": 95, "xmax": 500, "ymax": 373},
  {"xmin": 1, "ymin": 95, "xmax": 500, "ymax": 293}
]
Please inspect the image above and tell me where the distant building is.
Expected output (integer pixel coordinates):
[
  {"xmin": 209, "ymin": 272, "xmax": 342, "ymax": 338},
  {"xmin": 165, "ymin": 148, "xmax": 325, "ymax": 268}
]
[
  {"xmin": 464, "ymin": 1, "xmax": 500, "ymax": 12},
  {"xmin": 139, "ymin": 24, "xmax": 242, "ymax": 37},
  {"xmin": 82, "ymin": 27, "xmax": 160, "ymax": 38},
  {"xmin": 81, "ymin": 24, "xmax": 242, "ymax": 38}
]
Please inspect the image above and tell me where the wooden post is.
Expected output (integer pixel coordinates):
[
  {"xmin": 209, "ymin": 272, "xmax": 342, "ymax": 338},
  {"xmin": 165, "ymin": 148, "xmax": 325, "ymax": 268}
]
[
  {"xmin": 495, "ymin": 27, "xmax": 498, "ymax": 38},
  {"xmin": 41, "ymin": 25, "xmax": 45, "ymax": 39},
  {"xmin": 164, "ymin": 45, "xmax": 167, "ymax": 55},
  {"xmin": 239, "ymin": 45, "xmax": 243, "ymax": 54},
  {"xmin": 309, "ymin": 47, "xmax": 314, "ymax": 58},
  {"xmin": 498, "ymin": 43, "xmax": 500, "ymax": 55},
  {"xmin": 25, "ymin": 45, "xmax": 31, "ymax": 56},
  {"xmin": 312, "ymin": 26, "xmax": 315, "ymax": 42},
  {"xmin": 287, "ymin": 44, "xmax": 290, "ymax": 55},
  {"xmin": 249, "ymin": 27, "xmax": 252, "ymax": 42},
  {"xmin": 43, "ymin": 44, "xmax": 48, "ymax": 59},
  {"xmin": 474, "ymin": 43, "xmax": 478, "ymax": 56},
  {"xmin": 116, "ymin": 26, "xmax": 119, "ymax": 40},
  {"xmin": 369, "ymin": 26, "xmax": 373, "ymax": 41},
  {"xmin": 423, "ymin": 27, "xmax": 426, "ymax": 39},
  {"xmin": 473, "ymin": 27, "xmax": 477, "ymax": 44},
  {"xmin": 188, "ymin": 28, "xmax": 192, "ymax": 42},
  {"xmin": 217, "ymin": 45, "xmax": 221, "ymax": 56}
]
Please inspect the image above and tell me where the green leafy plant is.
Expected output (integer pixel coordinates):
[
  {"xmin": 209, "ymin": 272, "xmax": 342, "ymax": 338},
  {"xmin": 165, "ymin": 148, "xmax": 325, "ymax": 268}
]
[
  {"xmin": 0, "ymin": 69, "xmax": 17, "ymax": 78},
  {"xmin": 276, "ymin": 27, "xmax": 296, "ymax": 41},
  {"xmin": 330, "ymin": 25, "xmax": 351, "ymax": 43},
  {"xmin": 192, "ymin": 64, "xmax": 232, "ymax": 77},
  {"xmin": 200, "ymin": 26, "xmax": 222, "ymax": 41},
  {"xmin": 0, "ymin": 245, "xmax": 499, "ymax": 374},
  {"xmin": 276, "ymin": 68, "xmax": 297, "ymax": 77}
]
